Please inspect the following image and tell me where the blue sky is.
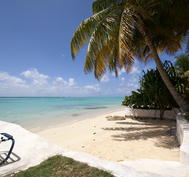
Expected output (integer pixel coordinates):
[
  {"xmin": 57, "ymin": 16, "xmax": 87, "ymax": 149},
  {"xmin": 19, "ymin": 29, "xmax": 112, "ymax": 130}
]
[{"xmin": 0, "ymin": 0, "xmax": 178, "ymax": 97}]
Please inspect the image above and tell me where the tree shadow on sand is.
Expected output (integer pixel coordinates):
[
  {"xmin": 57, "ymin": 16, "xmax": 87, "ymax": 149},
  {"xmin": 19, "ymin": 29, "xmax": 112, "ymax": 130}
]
[{"xmin": 103, "ymin": 118, "xmax": 179, "ymax": 149}]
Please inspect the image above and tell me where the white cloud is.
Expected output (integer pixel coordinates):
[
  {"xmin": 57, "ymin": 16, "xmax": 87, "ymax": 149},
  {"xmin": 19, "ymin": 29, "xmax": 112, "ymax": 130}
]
[
  {"xmin": 112, "ymin": 62, "xmax": 142, "ymax": 77},
  {"xmin": 54, "ymin": 77, "xmax": 76, "ymax": 87},
  {"xmin": 130, "ymin": 65, "xmax": 142, "ymax": 74},
  {"xmin": 117, "ymin": 76, "xmax": 140, "ymax": 96},
  {"xmin": 84, "ymin": 84, "xmax": 100, "ymax": 91},
  {"xmin": 21, "ymin": 68, "xmax": 49, "ymax": 86},
  {"xmin": 0, "ymin": 72, "xmax": 28, "ymax": 96},
  {"xmin": 119, "ymin": 68, "xmax": 126, "ymax": 76},
  {"xmin": 55, "ymin": 77, "xmax": 64, "ymax": 83},
  {"xmin": 112, "ymin": 68, "xmax": 126, "ymax": 77},
  {"xmin": 67, "ymin": 78, "xmax": 75, "ymax": 87},
  {"xmin": 21, "ymin": 68, "xmax": 49, "ymax": 80},
  {"xmin": 130, "ymin": 62, "xmax": 142, "ymax": 74},
  {"xmin": 100, "ymin": 75, "xmax": 109, "ymax": 82},
  {"xmin": 0, "ymin": 72, "xmax": 25, "ymax": 85},
  {"xmin": 120, "ymin": 77, "xmax": 125, "ymax": 81},
  {"xmin": 0, "ymin": 69, "xmax": 102, "ymax": 97},
  {"xmin": 0, "ymin": 68, "xmax": 141, "ymax": 97}
]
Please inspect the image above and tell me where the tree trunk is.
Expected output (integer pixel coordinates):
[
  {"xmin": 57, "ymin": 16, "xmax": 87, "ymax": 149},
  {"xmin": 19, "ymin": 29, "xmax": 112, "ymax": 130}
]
[
  {"xmin": 137, "ymin": 19, "xmax": 189, "ymax": 112},
  {"xmin": 160, "ymin": 108, "xmax": 165, "ymax": 120}
]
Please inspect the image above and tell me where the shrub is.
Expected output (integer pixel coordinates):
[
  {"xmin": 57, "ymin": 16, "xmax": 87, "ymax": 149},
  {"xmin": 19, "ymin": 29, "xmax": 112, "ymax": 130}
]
[{"xmin": 122, "ymin": 61, "xmax": 187, "ymax": 110}]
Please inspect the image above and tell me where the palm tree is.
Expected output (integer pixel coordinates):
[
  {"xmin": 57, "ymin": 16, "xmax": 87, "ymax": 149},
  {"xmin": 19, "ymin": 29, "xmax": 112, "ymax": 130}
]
[{"xmin": 71, "ymin": 0, "xmax": 189, "ymax": 111}]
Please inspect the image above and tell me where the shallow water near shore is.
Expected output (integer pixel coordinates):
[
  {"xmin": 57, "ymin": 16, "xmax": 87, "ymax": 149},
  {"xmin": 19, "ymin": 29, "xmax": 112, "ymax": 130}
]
[{"xmin": 0, "ymin": 97, "xmax": 123, "ymax": 130}]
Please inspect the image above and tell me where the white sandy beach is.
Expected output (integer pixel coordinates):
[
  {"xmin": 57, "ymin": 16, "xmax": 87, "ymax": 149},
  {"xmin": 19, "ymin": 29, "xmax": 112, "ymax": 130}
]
[{"xmin": 36, "ymin": 110, "xmax": 179, "ymax": 162}]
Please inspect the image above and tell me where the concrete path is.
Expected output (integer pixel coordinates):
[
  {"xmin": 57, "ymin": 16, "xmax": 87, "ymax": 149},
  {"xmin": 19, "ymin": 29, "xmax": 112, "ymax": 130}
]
[
  {"xmin": 121, "ymin": 159, "xmax": 189, "ymax": 177},
  {"xmin": 0, "ymin": 121, "xmax": 62, "ymax": 176}
]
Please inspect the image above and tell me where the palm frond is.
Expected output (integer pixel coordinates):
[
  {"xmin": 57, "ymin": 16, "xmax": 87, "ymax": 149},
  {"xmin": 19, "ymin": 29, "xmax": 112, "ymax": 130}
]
[
  {"xmin": 85, "ymin": 8, "xmax": 123, "ymax": 78},
  {"xmin": 108, "ymin": 49, "xmax": 119, "ymax": 77},
  {"xmin": 92, "ymin": 0, "xmax": 125, "ymax": 14},
  {"xmin": 118, "ymin": 7, "xmax": 135, "ymax": 71},
  {"xmin": 71, "ymin": 7, "xmax": 116, "ymax": 59}
]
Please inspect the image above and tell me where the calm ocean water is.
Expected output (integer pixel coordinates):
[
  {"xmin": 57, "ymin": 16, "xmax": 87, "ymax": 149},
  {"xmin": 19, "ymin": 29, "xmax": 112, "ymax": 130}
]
[{"xmin": 0, "ymin": 97, "xmax": 123, "ymax": 130}]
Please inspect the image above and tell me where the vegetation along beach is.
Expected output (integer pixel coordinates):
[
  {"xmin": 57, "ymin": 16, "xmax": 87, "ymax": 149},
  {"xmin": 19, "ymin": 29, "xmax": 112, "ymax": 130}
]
[{"xmin": 0, "ymin": 0, "xmax": 189, "ymax": 177}]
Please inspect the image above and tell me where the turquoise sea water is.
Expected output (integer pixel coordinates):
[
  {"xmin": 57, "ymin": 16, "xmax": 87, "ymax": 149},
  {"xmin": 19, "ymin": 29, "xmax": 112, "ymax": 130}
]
[{"xmin": 0, "ymin": 97, "xmax": 123, "ymax": 130}]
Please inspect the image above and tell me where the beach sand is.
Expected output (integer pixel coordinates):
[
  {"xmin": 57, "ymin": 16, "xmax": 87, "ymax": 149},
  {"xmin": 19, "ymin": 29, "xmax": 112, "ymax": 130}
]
[{"xmin": 36, "ymin": 110, "xmax": 179, "ymax": 162}]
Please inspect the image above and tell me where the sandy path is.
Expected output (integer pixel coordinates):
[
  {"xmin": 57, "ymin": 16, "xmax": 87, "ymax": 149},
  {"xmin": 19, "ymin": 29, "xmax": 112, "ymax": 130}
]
[{"xmin": 36, "ymin": 110, "xmax": 179, "ymax": 162}]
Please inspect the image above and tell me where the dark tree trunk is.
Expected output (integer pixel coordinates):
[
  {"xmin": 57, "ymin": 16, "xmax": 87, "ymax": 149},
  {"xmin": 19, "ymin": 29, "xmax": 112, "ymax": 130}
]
[
  {"xmin": 160, "ymin": 109, "xmax": 165, "ymax": 120},
  {"xmin": 137, "ymin": 19, "xmax": 189, "ymax": 112}
]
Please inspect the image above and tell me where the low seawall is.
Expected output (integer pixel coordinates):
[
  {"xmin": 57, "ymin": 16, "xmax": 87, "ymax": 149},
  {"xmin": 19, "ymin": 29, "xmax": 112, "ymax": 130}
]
[{"xmin": 124, "ymin": 107, "xmax": 178, "ymax": 120}]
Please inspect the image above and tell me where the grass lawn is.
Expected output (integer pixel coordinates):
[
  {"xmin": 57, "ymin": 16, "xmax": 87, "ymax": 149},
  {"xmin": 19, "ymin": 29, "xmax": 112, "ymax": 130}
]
[{"xmin": 8, "ymin": 155, "xmax": 114, "ymax": 177}]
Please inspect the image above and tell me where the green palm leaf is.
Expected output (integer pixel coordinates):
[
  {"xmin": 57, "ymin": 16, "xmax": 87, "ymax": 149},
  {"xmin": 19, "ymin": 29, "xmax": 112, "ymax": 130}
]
[
  {"xmin": 92, "ymin": 0, "xmax": 125, "ymax": 14},
  {"xmin": 71, "ymin": 6, "xmax": 118, "ymax": 59}
]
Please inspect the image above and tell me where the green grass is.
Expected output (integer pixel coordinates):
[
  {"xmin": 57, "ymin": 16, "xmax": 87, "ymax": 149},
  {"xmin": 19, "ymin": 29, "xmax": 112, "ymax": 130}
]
[{"xmin": 8, "ymin": 155, "xmax": 114, "ymax": 177}]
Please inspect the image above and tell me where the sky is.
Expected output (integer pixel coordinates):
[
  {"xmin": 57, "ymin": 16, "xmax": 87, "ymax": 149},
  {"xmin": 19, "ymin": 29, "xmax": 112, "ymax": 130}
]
[{"xmin": 0, "ymin": 0, "xmax": 177, "ymax": 97}]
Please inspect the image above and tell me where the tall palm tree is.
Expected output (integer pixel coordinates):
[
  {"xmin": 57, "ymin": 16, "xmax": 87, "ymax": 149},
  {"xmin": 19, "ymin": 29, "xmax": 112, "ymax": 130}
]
[{"xmin": 71, "ymin": 0, "xmax": 189, "ymax": 111}]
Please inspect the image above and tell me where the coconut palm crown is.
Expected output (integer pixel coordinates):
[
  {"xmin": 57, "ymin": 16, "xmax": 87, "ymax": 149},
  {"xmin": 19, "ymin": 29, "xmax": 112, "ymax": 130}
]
[{"xmin": 71, "ymin": 0, "xmax": 189, "ymax": 111}]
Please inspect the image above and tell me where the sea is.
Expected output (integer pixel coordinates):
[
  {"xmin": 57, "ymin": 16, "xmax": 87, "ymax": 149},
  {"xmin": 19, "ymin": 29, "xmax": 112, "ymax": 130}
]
[{"xmin": 0, "ymin": 97, "xmax": 124, "ymax": 130}]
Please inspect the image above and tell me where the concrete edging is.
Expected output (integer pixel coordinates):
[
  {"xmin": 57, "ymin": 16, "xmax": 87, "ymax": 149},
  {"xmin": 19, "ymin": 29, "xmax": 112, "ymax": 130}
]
[
  {"xmin": 125, "ymin": 107, "xmax": 178, "ymax": 120},
  {"xmin": 176, "ymin": 114, "xmax": 189, "ymax": 164}
]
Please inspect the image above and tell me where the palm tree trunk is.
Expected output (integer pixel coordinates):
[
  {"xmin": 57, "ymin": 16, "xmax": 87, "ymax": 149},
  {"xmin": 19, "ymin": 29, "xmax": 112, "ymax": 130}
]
[{"xmin": 137, "ymin": 20, "xmax": 189, "ymax": 112}]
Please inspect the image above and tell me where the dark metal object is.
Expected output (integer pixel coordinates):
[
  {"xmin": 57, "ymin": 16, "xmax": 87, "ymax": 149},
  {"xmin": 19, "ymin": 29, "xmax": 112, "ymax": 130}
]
[{"xmin": 0, "ymin": 133, "xmax": 15, "ymax": 165}]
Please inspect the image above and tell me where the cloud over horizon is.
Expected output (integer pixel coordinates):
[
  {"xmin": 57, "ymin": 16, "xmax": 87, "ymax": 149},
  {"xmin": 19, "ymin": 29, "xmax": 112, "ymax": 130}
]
[{"xmin": 0, "ymin": 68, "xmax": 140, "ymax": 97}]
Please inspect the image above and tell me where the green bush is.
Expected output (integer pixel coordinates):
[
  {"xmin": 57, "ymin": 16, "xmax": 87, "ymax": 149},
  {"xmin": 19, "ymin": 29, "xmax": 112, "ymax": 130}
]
[{"xmin": 122, "ymin": 61, "xmax": 187, "ymax": 110}]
